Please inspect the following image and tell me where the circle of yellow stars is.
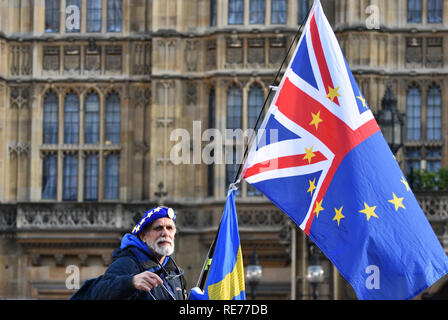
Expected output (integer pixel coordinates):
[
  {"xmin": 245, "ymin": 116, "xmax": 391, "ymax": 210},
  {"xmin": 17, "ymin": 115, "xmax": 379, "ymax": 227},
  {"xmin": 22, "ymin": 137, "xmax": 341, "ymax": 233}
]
[{"xmin": 312, "ymin": 176, "xmax": 410, "ymax": 227}]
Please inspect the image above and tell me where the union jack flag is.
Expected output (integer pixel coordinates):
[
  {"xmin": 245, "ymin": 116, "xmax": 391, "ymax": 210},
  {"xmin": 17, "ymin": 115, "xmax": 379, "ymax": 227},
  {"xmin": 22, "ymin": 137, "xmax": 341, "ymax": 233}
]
[{"xmin": 243, "ymin": 0, "xmax": 448, "ymax": 299}]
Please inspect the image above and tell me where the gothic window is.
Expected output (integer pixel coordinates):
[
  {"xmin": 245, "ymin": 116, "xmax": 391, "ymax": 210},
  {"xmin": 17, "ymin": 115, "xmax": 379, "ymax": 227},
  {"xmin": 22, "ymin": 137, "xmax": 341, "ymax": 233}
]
[
  {"xmin": 405, "ymin": 149, "xmax": 421, "ymax": 174},
  {"xmin": 226, "ymin": 147, "xmax": 241, "ymax": 196},
  {"xmin": 426, "ymin": 85, "xmax": 441, "ymax": 141},
  {"xmin": 271, "ymin": 0, "xmax": 287, "ymax": 24},
  {"xmin": 107, "ymin": 0, "xmax": 123, "ymax": 32},
  {"xmin": 250, "ymin": 0, "xmax": 265, "ymax": 24},
  {"xmin": 210, "ymin": 0, "xmax": 217, "ymax": 26},
  {"xmin": 45, "ymin": 0, "xmax": 60, "ymax": 32},
  {"xmin": 426, "ymin": 148, "xmax": 442, "ymax": 172},
  {"xmin": 87, "ymin": 0, "xmax": 102, "ymax": 32},
  {"xmin": 64, "ymin": 92, "xmax": 79, "ymax": 144},
  {"xmin": 104, "ymin": 153, "xmax": 120, "ymax": 199},
  {"xmin": 248, "ymin": 84, "xmax": 264, "ymax": 130},
  {"xmin": 226, "ymin": 85, "xmax": 242, "ymax": 130},
  {"xmin": 84, "ymin": 154, "xmax": 99, "ymax": 201},
  {"xmin": 63, "ymin": 154, "xmax": 78, "ymax": 201},
  {"xmin": 228, "ymin": 0, "xmax": 244, "ymax": 25},
  {"xmin": 406, "ymin": 86, "xmax": 421, "ymax": 141},
  {"xmin": 43, "ymin": 91, "xmax": 59, "ymax": 144},
  {"xmin": 298, "ymin": 0, "xmax": 309, "ymax": 23},
  {"xmin": 84, "ymin": 92, "xmax": 100, "ymax": 144},
  {"xmin": 42, "ymin": 154, "xmax": 57, "ymax": 199},
  {"xmin": 407, "ymin": 0, "xmax": 422, "ymax": 23},
  {"xmin": 247, "ymin": 84, "xmax": 264, "ymax": 197},
  {"xmin": 105, "ymin": 92, "xmax": 121, "ymax": 144},
  {"xmin": 428, "ymin": 0, "xmax": 443, "ymax": 23},
  {"xmin": 66, "ymin": 0, "xmax": 81, "ymax": 33}
]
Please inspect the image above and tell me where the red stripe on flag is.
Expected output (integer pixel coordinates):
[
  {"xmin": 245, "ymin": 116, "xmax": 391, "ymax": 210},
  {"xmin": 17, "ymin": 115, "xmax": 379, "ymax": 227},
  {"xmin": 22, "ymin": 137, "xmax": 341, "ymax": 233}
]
[
  {"xmin": 275, "ymin": 77, "xmax": 380, "ymax": 234},
  {"xmin": 309, "ymin": 14, "xmax": 340, "ymax": 106},
  {"xmin": 245, "ymin": 152, "xmax": 327, "ymax": 179}
]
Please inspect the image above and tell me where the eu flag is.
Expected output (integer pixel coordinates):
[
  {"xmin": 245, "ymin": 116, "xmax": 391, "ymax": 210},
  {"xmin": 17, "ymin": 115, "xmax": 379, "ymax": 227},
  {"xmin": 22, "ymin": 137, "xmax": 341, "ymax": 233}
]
[
  {"xmin": 192, "ymin": 189, "xmax": 246, "ymax": 300},
  {"xmin": 243, "ymin": 0, "xmax": 448, "ymax": 299}
]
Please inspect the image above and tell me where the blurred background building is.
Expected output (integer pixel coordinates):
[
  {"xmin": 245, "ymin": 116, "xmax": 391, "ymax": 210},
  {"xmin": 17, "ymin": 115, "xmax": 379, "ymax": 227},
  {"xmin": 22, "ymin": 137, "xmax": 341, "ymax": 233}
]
[{"xmin": 0, "ymin": 0, "xmax": 447, "ymax": 299}]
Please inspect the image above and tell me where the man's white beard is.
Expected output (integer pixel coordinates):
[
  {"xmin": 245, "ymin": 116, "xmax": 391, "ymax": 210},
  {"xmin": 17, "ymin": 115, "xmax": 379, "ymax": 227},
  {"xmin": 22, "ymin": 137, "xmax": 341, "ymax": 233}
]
[{"xmin": 149, "ymin": 237, "xmax": 174, "ymax": 257}]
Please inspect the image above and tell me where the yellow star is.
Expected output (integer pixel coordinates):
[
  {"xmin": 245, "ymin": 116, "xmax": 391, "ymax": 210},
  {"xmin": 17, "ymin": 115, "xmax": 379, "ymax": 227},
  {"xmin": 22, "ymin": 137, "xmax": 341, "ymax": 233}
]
[
  {"xmin": 309, "ymin": 110, "xmax": 323, "ymax": 130},
  {"xmin": 357, "ymin": 95, "xmax": 367, "ymax": 108},
  {"xmin": 388, "ymin": 193, "xmax": 405, "ymax": 211},
  {"xmin": 333, "ymin": 206, "xmax": 345, "ymax": 226},
  {"xmin": 303, "ymin": 146, "xmax": 316, "ymax": 164},
  {"xmin": 326, "ymin": 86, "xmax": 341, "ymax": 102},
  {"xmin": 153, "ymin": 207, "xmax": 161, "ymax": 213},
  {"xmin": 401, "ymin": 177, "xmax": 410, "ymax": 192},
  {"xmin": 359, "ymin": 202, "xmax": 379, "ymax": 221},
  {"xmin": 307, "ymin": 178, "xmax": 316, "ymax": 196},
  {"xmin": 313, "ymin": 200, "xmax": 324, "ymax": 218}
]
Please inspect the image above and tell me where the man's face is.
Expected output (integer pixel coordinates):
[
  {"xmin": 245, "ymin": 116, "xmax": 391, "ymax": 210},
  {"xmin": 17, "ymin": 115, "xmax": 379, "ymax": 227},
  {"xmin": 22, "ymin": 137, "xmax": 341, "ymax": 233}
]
[{"xmin": 141, "ymin": 217, "xmax": 176, "ymax": 258}]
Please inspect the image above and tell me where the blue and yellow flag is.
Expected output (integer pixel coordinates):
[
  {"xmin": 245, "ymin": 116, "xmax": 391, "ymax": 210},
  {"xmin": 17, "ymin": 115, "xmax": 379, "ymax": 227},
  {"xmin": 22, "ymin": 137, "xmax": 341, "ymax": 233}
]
[{"xmin": 196, "ymin": 189, "xmax": 246, "ymax": 300}]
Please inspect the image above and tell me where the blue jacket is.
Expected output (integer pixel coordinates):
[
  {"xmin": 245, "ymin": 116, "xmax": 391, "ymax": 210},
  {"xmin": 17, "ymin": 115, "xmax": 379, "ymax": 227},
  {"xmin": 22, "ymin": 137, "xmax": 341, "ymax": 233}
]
[{"xmin": 70, "ymin": 234, "xmax": 187, "ymax": 300}]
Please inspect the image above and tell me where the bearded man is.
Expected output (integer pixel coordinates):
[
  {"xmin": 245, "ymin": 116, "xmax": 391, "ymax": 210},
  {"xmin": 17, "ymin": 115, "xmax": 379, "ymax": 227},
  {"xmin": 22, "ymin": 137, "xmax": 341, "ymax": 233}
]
[{"xmin": 71, "ymin": 206, "xmax": 187, "ymax": 300}]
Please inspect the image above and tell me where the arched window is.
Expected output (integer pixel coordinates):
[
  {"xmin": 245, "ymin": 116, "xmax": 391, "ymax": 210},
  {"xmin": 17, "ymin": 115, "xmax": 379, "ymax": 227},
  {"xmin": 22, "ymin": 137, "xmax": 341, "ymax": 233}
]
[
  {"xmin": 42, "ymin": 154, "xmax": 57, "ymax": 199},
  {"xmin": 406, "ymin": 86, "xmax": 421, "ymax": 141},
  {"xmin": 428, "ymin": 0, "xmax": 443, "ymax": 23},
  {"xmin": 226, "ymin": 85, "xmax": 242, "ymax": 130},
  {"xmin": 271, "ymin": 0, "xmax": 287, "ymax": 24},
  {"xmin": 228, "ymin": 0, "xmax": 244, "ymax": 25},
  {"xmin": 407, "ymin": 0, "xmax": 422, "ymax": 23},
  {"xmin": 43, "ymin": 91, "xmax": 59, "ymax": 144},
  {"xmin": 426, "ymin": 85, "xmax": 442, "ymax": 140},
  {"xmin": 104, "ymin": 153, "xmax": 120, "ymax": 199},
  {"xmin": 105, "ymin": 92, "xmax": 121, "ymax": 144},
  {"xmin": 64, "ymin": 92, "xmax": 79, "ymax": 144},
  {"xmin": 298, "ymin": 0, "xmax": 309, "ymax": 23},
  {"xmin": 107, "ymin": 0, "xmax": 123, "ymax": 32},
  {"xmin": 250, "ymin": 0, "xmax": 265, "ymax": 24},
  {"xmin": 45, "ymin": 0, "xmax": 60, "ymax": 32},
  {"xmin": 248, "ymin": 84, "xmax": 264, "ymax": 130},
  {"xmin": 84, "ymin": 154, "xmax": 99, "ymax": 201},
  {"xmin": 210, "ymin": 0, "xmax": 217, "ymax": 26},
  {"xmin": 63, "ymin": 154, "xmax": 78, "ymax": 201},
  {"xmin": 87, "ymin": 0, "xmax": 102, "ymax": 32},
  {"xmin": 84, "ymin": 92, "xmax": 100, "ymax": 144}
]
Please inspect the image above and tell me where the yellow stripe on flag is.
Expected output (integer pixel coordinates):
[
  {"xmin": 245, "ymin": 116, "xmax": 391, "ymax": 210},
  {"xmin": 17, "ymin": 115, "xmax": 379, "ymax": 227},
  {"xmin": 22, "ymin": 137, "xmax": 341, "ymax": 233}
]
[{"xmin": 207, "ymin": 246, "xmax": 245, "ymax": 300}]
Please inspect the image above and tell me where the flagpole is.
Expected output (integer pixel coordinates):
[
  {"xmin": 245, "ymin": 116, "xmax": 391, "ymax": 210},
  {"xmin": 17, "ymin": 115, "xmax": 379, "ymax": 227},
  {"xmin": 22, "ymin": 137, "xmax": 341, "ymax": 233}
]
[{"xmin": 195, "ymin": 6, "xmax": 313, "ymax": 293}]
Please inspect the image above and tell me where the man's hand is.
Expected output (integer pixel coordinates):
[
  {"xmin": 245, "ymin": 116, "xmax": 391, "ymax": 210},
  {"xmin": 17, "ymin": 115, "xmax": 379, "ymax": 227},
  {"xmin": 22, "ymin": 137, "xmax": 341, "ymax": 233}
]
[{"xmin": 132, "ymin": 271, "xmax": 163, "ymax": 292}]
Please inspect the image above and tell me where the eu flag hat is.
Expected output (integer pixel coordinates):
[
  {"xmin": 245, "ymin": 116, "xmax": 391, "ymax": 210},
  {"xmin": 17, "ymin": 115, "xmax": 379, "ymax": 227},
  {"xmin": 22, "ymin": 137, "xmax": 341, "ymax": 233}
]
[{"xmin": 131, "ymin": 206, "xmax": 176, "ymax": 235}]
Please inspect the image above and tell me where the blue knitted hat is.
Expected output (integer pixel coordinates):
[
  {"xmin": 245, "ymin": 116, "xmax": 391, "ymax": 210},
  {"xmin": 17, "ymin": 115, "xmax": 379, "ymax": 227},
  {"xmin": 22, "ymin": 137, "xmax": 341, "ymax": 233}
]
[{"xmin": 131, "ymin": 206, "xmax": 176, "ymax": 235}]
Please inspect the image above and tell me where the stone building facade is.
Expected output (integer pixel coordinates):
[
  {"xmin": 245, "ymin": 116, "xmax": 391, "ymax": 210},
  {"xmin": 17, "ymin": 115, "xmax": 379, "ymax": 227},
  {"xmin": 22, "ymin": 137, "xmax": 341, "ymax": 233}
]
[{"xmin": 0, "ymin": 0, "xmax": 447, "ymax": 299}]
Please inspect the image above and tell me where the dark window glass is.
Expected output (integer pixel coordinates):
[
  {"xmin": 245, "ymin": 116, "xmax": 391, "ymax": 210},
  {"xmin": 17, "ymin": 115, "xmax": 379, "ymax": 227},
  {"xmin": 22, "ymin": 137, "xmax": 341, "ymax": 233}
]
[
  {"xmin": 104, "ymin": 154, "xmax": 120, "ymax": 199},
  {"xmin": 428, "ymin": 0, "xmax": 443, "ymax": 23},
  {"xmin": 406, "ymin": 86, "xmax": 421, "ymax": 141},
  {"xmin": 228, "ymin": 0, "xmax": 244, "ymax": 25},
  {"xmin": 64, "ymin": 92, "xmax": 79, "ymax": 144},
  {"xmin": 210, "ymin": 0, "xmax": 217, "ymax": 26},
  {"xmin": 63, "ymin": 154, "xmax": 78, "ymax": 201},
  {"xmin": 66, "ymin": 0, "xmax": 81, "ymax": 33},
  {"xmin": 426, "ymin": 85, "xmax": 441, "ymax": 140},
  {"xmin": 43, "ymin": 91, "xmax": 59, "ymax": 144},
  {"xmin": 107, "ymin": 0, "xmax": 123, "ymax": 32},
  {"xmin": 84, "ymin": 92, "xmax": 100, "ymax": 144},
  {"xmin": 271, "ymin": 0, "xmax": 287, "ymax": 24},
  {"xmin": 87, "ymin": 0, "xmax": 102, "ymax": 32},
  {"xmin": 45, "ymin": 0, "xmax": 60, "ymax": 32},
  {"xmin": 298, "ymin": 0, "xmax": 309, "ymax": 23},
  {"xmin": 250, "ymin": 0, "xmax": 265, "ymax": 24},
  {"xmin": 226, "ymin": 85, "xmax": 242, "ymax": 130},
  {"xmin": 84, "ymin": 154, "xmax": 98, "ymax": 201},
  {"xmin": 42, "ymin": 154, "xmax": 57, "ymax": 199},
  {"xmin": 407, "ymin": 0, "xmax": 422, "ymax": 23},
  {"xmin": 106, "ymin": 92, "xmax": 121, "ymax": 144}
]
